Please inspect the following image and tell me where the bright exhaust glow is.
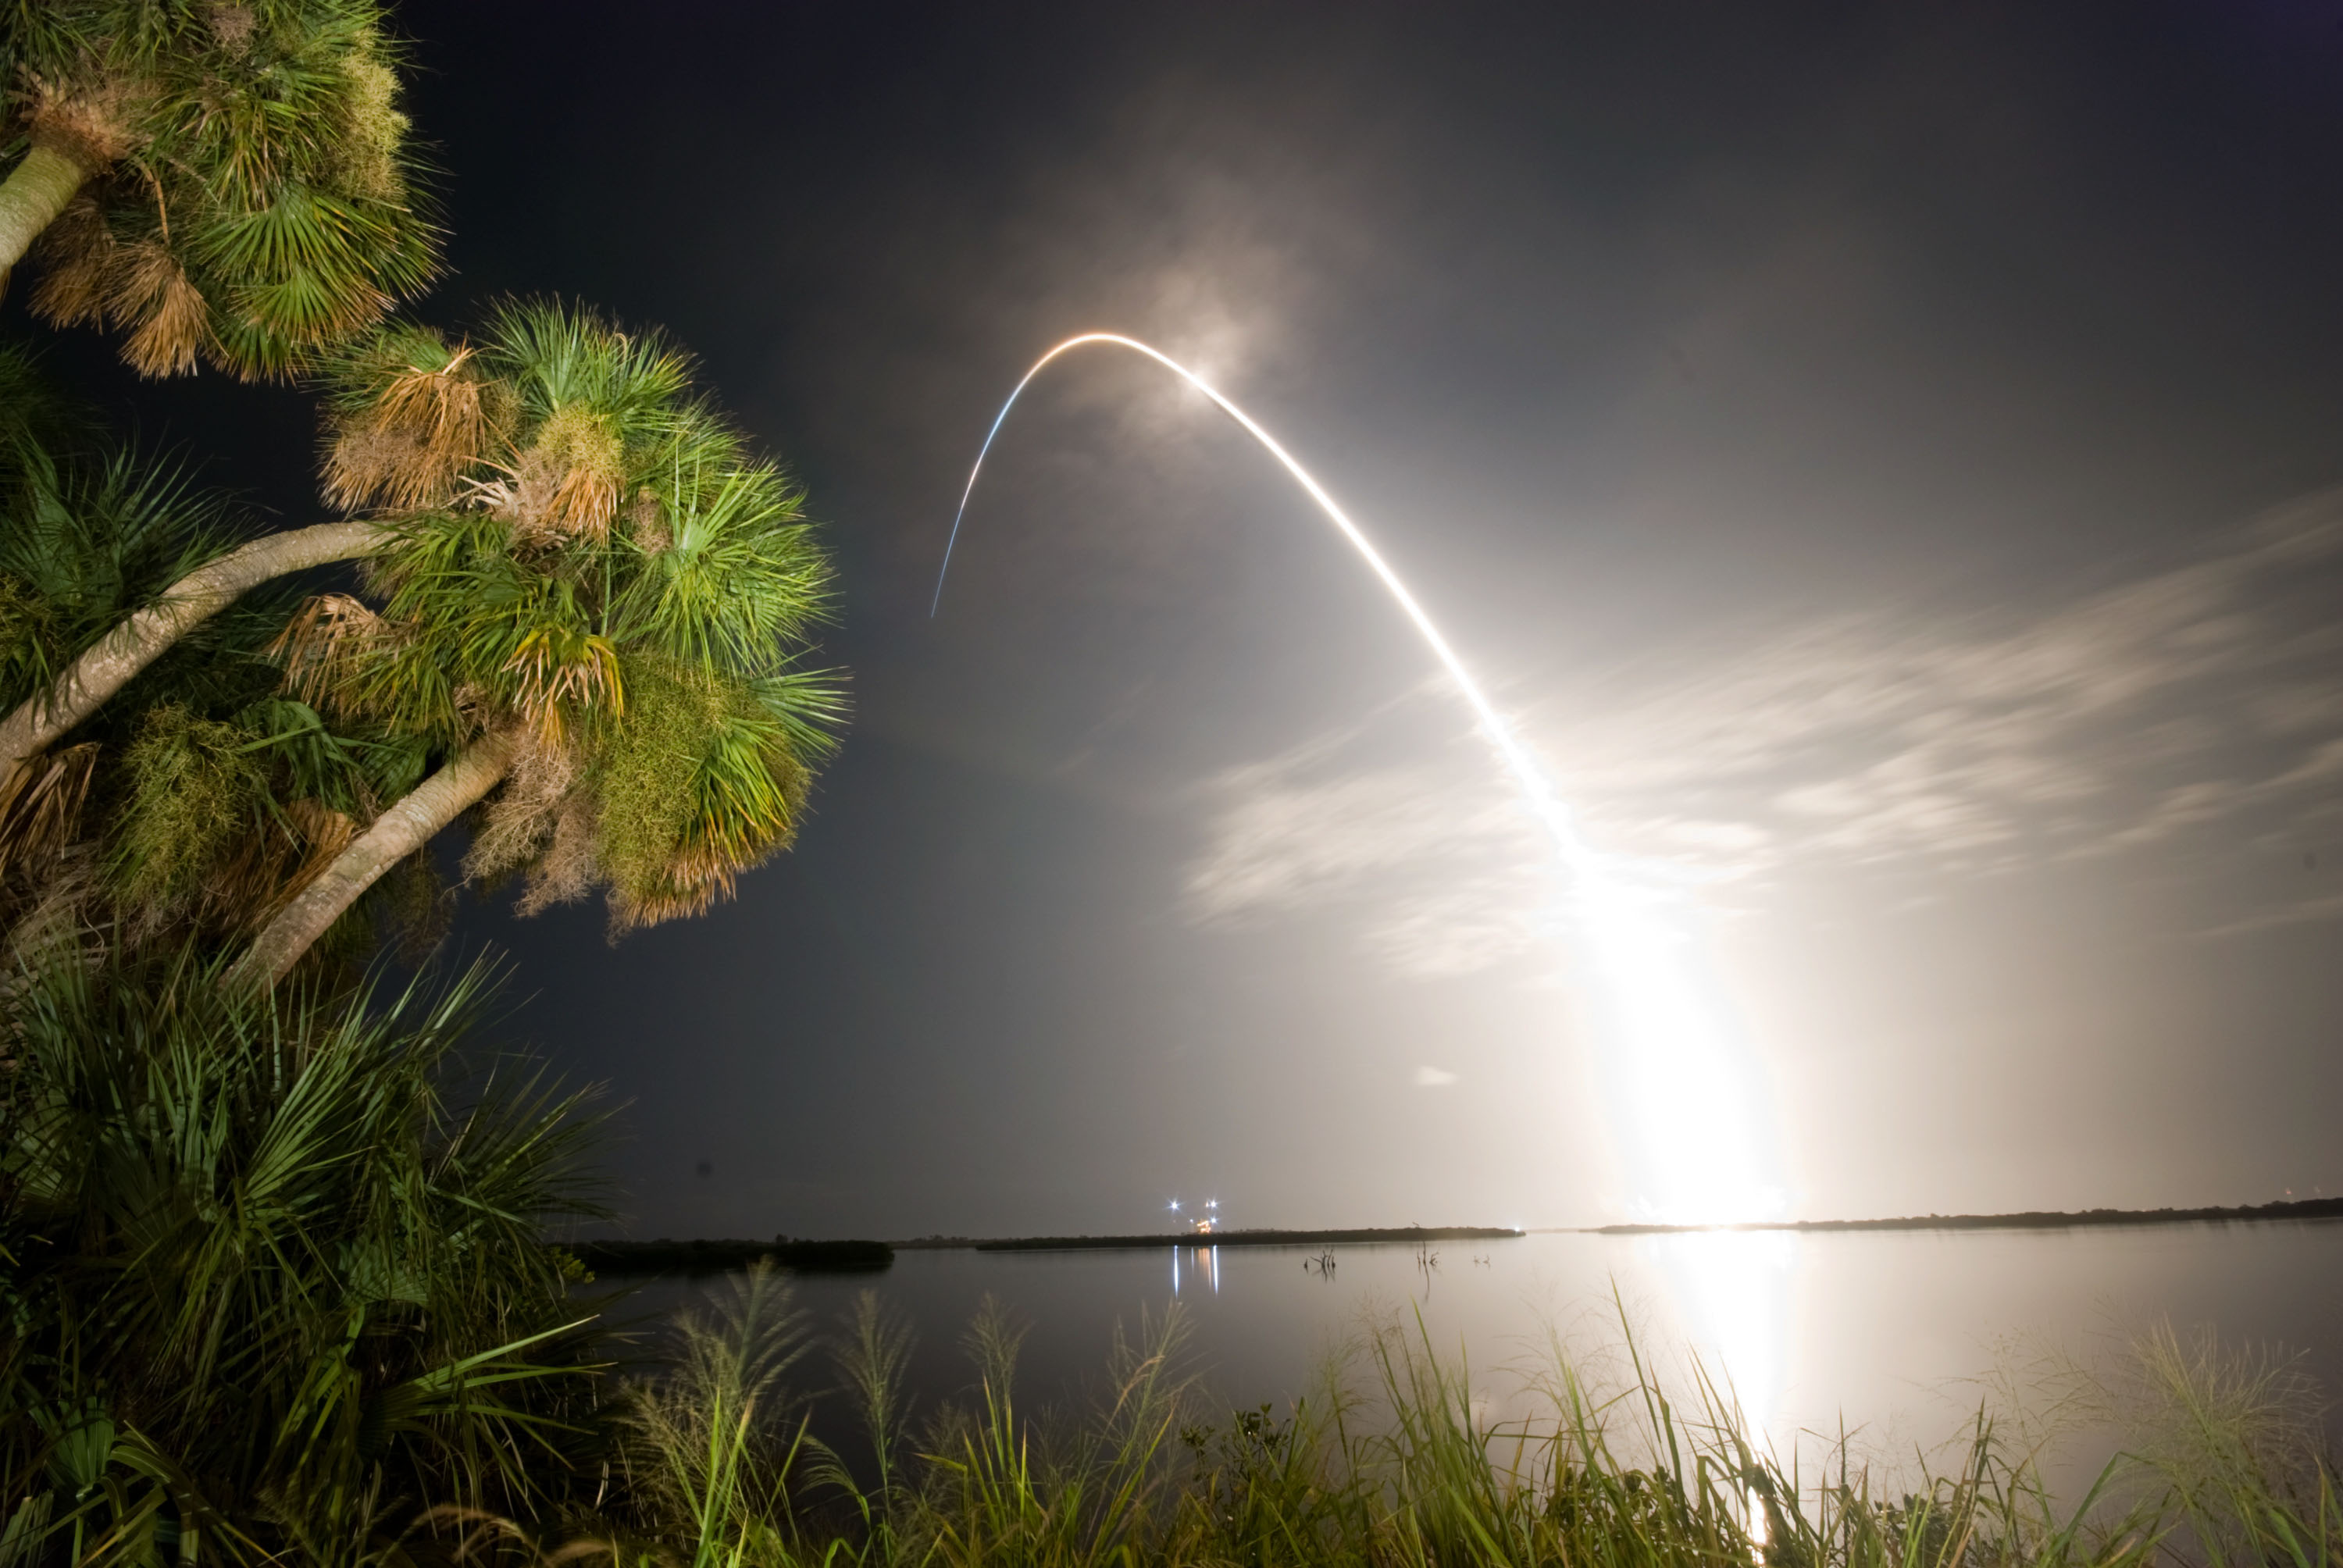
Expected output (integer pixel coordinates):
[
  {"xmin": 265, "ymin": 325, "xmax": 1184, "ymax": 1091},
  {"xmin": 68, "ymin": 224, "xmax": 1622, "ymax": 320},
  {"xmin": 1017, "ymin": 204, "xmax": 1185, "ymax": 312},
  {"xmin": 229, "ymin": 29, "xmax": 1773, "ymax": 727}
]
[{"xmin": 933, "ymin": 333, "xmax": 1778, "ymax": 1226}]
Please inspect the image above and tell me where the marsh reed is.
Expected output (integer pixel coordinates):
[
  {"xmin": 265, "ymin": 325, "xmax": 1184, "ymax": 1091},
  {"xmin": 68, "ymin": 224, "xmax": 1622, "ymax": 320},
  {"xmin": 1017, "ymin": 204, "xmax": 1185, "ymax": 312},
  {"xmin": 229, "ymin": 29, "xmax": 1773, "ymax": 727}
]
[{"xmin": 527, "ymin": 1268, "xmax": 2343, "ymax": 1568}]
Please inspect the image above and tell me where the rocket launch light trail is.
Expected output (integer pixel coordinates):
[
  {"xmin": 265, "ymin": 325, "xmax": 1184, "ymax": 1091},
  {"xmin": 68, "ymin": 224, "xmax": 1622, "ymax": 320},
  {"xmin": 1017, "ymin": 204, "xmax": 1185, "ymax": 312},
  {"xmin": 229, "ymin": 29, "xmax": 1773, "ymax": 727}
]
[{"xmin": 933, "ymin": 333, "xmax": 1777, "ymax": 1224}]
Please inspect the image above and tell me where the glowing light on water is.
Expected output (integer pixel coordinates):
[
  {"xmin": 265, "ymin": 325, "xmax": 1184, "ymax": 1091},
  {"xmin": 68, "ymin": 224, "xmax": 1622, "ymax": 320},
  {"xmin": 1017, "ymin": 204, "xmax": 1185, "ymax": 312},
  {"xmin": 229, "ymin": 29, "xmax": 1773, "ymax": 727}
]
[
  {"xmin": 1169, "ymin": 1244, "xmax": 1221, "ymax": 1297},
  {"xmin": 1644, "ymin": 1230, "xmax": 1796, "ymax": 1445},
  {"xmin": 933, "ymin": 333, "xmax": 1778, "ymax": 1227}
]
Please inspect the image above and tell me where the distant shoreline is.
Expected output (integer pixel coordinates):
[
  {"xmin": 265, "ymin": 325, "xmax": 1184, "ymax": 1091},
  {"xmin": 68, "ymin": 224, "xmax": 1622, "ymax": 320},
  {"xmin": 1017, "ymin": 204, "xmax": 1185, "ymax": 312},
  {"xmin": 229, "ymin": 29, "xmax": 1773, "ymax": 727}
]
[
  {"xmin": 1581, "ymin": 1196, "xmax": 2343, "ymax": 1236},
  {"xmin": 916, "ymin": 1226, "xmax": 1524, "ymax": 1253},
  {"xmin": 571, "ymin": 1203, "xmax": 2343, "ymax": 1278},
  {"xmin": 567, "ymin": 1226, "xmax": 1523, "ymax": 1274},
  {"xmin": 570, "ymin": 1238, "xmax": 895, "ymax": 1275}
]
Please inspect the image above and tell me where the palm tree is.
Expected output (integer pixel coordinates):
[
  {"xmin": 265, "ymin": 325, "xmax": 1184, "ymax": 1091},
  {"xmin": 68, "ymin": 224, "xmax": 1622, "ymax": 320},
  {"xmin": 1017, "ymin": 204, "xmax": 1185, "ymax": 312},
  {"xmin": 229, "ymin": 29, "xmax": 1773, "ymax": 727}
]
[
  {"xmin": 0, "ymin": 939, "xmax": 606, "ymax": 1564},
  {"xmin": 0, "ymin": 0, "xmax": 439, "ymax": 379},
  {"xmin": 0, "ymin": 347, "xmax": 416, "ymax": 971},
  {"xmin": 233, "ymin": 300, "xmax": 844, "ymax": 982},
  {"xmin": 0, "ymin": 309, "xmax": 844, "ymax": 983},
  {"xmin": 0, "ymin": 508, "xmax": 382, "ymax": 796}
]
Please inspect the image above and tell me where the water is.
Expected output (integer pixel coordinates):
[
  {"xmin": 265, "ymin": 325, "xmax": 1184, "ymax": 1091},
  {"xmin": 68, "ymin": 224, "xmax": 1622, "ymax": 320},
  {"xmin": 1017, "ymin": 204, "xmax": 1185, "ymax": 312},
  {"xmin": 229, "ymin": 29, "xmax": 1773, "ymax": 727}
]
[{"xmin": 608, "ymin": 1224, "xmax": 2343, "ymax": 1475}]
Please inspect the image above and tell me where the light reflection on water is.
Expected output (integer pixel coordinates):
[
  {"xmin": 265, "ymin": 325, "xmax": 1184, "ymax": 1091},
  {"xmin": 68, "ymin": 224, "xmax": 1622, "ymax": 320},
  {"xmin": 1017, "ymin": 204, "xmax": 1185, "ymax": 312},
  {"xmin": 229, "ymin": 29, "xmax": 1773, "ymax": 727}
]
[
  {"xmin": 1170, "ymin": 1245, "xmax": 1219, "ymax": 1296},
  {"xmin": 1640, "ymin": 1230, "xmax": 1795, "ymax": 1441},
  {"xmin": 610, "ymin": 1224, "xmax": 2343, "ymax": 1475}
]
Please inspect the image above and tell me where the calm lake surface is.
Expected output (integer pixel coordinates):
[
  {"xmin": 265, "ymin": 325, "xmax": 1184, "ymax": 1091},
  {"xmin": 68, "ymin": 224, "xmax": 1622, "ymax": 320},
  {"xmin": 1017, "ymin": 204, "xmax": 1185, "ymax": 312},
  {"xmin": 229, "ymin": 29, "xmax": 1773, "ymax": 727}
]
[{"xmin": 610, "ymin": 1224, "xmax": 2343, "ymax": 1470}]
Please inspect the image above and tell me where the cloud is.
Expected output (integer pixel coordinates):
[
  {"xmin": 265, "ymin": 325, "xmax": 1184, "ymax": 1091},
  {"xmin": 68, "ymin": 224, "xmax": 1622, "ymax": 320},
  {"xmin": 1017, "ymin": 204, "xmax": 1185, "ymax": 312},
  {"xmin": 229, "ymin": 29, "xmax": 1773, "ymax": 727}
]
[
  {"xmin": 1525, "ymin": 490, "xmax": 2343, "ymax": 877},
  {"xmin": 1180, "ymin": 490, "xmax": 2343, "ymax": 968},
  {"xmin": 1181, "ymin": 705, "xmax": 1550, "ymax": 978},
  {"xmin": 1414, "ymin": 1065, "xmax": 1460, "ymax": 1087}
]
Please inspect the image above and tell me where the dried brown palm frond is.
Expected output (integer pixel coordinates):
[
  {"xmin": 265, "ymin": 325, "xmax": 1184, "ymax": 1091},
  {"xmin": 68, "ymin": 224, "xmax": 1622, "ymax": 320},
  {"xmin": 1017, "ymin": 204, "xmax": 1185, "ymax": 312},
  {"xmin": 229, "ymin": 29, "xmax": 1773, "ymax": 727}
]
[
  {"xmin": 546, "ymin": 461, "xmax": 619, "ymax": 536},
  {"xmin": 324, "ymin": 345, "xmax": 487, "ymax": 511},
  {"xmin": 284, "ymin": 796, "xmax": 358, "ymax": 869},
  {"xmin": 455, "ymin": 404, "xmax": 626, "ymax": 541},
  {"xmin": 109, "ymin": 240, "xmax": 212, "ymax": 377},
  {"xmin": 376, "ymin": 347, "xmax": 484, "ymax": 472},
  {"xmin": 606, "ymin": 847, "xmax": 734, "ymax": 934},
  {"xmin": 515, "ymin": 788, "xmax": 600, "ymax": 915},
  {"xmin": 626, "ymin": 485, "xmax": 672, "ymax": 553},
  {"xmin": 269, "ymin": 593, "xmax": 388, "ymax": 711},
  {"xmin": 448, "ymin": 682, "xmax": 496, "ymax": 739},
  {"xmin": 28, "ymin": 193, "xmax": 117, "ymax": 327},
  {"xmin": 0, "ymin": 743, "xmax": 99, "ymax": 882},
  {"xmin": 23, "ymin": 74, "xmax": 141, "ymax": 171},
  {"xmin": 201, "ymin": 829, "xmax": 300, "ymax": 931},
  {"xmin": 462, "ymin": 731, "xmax": 582, "ymax": 886},
  {"xmin": 607, "ymin": 814, "xmax": 804, "ymax": 932},
  {"xmin": 463, "ymin": 454, "xmax": 550, "ymax": 540},
  {"xmin": 244, "ymin": 797, "xmax": 361, "ymax": 921},
  {"xmin": 0, "ymin": 843, "xmax": 105, "ymax": 1021},
  {"xmin": 190, "ymin": 796, "xmax": 364, "ymax": 934},
  {"xmin": 501, "ymin": 628, "xmax": 623, "ymax": 746},
  {"xmin": 537, "ymin": 405, "xmax": 626, "ymax": 540},
  {"xmin": 499, "ymin": 408, "xmax": 623, "ymax": 541},
  {"xmin": 323, "ymin": 422, "xmax": 430, "ymax": 512}
]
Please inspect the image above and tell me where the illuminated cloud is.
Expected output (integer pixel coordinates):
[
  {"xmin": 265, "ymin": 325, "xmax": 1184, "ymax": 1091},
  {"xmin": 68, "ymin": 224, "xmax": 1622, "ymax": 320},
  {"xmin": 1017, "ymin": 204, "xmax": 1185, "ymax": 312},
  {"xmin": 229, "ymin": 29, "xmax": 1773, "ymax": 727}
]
[
  {"xmin": 1182, "ymin": 727, "xmax": 1547, "ymax": 978},
  {"xmin": 1539, "ymin": 491, "xmax": 2343, "ymax": 876},
  {"xmin": 1183, "ymin": 490, "xmax": 2343, "ymax": 969}
]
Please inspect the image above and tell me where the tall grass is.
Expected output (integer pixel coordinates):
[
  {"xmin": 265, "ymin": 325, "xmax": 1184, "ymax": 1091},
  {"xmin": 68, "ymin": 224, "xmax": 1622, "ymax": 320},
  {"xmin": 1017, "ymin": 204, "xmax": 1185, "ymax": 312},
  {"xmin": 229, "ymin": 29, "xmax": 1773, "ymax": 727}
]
[
  {"xmin": 560, "ymin": 1278, "xmax": 2343, "ymax": 1568},
  {"xmin": 614, "ymin": 1267, "xmax": 816, "ymax": 1568}
]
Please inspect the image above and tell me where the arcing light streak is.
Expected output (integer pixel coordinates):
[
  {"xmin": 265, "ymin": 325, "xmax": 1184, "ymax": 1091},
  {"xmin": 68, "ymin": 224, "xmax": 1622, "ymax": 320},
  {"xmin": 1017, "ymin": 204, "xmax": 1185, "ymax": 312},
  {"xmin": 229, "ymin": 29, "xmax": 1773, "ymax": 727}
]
[
  {"xmin": 933, "ymin": 333, "xmax": 1776, "ymax": 1224},
  {"xmin": 933, "ymin": 337, "xmax": 1564, "ymax": 840}
]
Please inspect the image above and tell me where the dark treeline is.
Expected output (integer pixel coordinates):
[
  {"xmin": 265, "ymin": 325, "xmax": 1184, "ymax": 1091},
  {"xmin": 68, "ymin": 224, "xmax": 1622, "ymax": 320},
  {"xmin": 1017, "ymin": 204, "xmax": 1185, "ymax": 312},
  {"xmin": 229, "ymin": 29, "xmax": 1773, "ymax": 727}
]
[
  {"xmin": 1596, "ymin": 1196, "xmax": 2343, "ymax": 1235},
  {"xmin": 573, "ymin": 1238, "xmax": 896, "ymax": 1276}
]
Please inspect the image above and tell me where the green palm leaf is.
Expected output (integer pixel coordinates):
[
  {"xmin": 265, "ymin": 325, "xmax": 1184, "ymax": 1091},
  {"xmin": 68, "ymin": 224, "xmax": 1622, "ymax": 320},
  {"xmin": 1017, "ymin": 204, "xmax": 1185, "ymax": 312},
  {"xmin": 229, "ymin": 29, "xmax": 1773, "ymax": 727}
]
[{"xmin": 0, "ymin": 941, "xmax": 608, "ymax": 1559}]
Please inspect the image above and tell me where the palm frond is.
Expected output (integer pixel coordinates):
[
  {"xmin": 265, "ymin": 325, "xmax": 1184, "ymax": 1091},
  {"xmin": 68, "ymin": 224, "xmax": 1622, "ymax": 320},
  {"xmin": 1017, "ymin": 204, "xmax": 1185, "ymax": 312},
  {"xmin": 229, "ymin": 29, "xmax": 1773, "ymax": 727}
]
[
  {"xmin": 5, "ymin": 0, "xmax": 444, "ymax": 378},
  {"xmin": 613, "ymin": 460, "xmax": 834, "ymax": 679},
  {"xmin": 0, "ymin": 343, "xmax": 100, "ymax": 533},
  {"xmin": 319, "ymin": 332, "xmax": 491, "ymax": 511},
  {"xmin": 292, "ymin": 299, "xmax": 848, "ymax": 947},
  {"xmin": 596, "ymin": 656, "xmax": 842, "ymax": 932},
  {"xmin": 0, "ymin": 939, "xmax": 609, "ymax": 1557},
  {"xmin": 477, "ymin": 298, "xmax": 698, "ymax": 453},
  {"xmin": 0, "ymin": 740, "xmax": 98, "ymax": 882},
  {"xmin": 0, "ymin": 441, "xmax": 248, "ymax": 714},
  {"xmin": 104, "ymin": 703, "xmax": 273, "ymax": 911}
]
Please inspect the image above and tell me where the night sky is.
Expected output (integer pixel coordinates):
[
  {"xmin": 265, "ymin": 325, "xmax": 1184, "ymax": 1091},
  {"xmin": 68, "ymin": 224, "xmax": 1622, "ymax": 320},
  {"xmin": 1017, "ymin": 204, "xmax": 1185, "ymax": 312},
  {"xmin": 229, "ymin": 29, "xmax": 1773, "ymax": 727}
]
[{"xmin": 19, "ymin": 2, "xmax": 2343, "ymax": 1238}]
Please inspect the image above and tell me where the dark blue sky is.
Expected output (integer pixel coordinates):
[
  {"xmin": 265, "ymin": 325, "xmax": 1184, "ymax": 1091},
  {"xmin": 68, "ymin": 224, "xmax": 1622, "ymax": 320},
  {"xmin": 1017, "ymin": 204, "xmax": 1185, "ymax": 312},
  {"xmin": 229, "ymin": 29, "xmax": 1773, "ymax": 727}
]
[{"xmin": 22, "ymin": 2, "xmax": 2343, "ymax": 1236}]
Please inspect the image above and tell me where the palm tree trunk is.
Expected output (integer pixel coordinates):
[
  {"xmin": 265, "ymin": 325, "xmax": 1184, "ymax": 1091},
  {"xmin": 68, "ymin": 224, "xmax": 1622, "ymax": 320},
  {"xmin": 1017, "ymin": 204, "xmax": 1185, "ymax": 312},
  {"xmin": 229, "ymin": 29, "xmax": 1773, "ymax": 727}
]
[
  {"xmin": 0, "ymin": 145, "xmax": 88, "ymax": 276},
  {"xmin": 0, "ymin": 519, "xmax": 391, "ymax": 786},
  {"xmin": 234, "ymin": 730, "xmax": 519, "ymax": 987}
]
